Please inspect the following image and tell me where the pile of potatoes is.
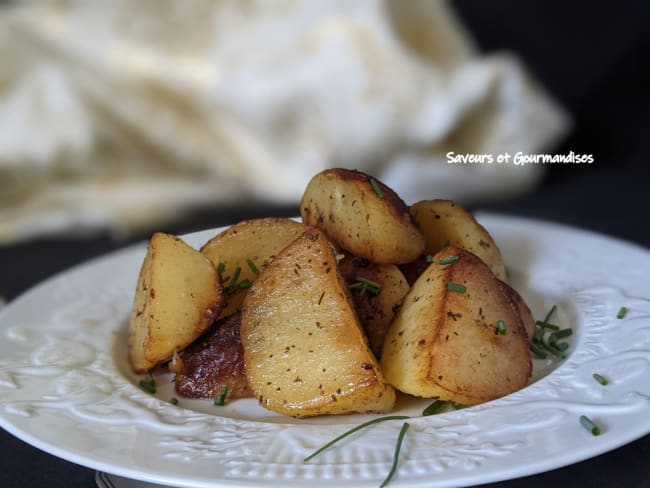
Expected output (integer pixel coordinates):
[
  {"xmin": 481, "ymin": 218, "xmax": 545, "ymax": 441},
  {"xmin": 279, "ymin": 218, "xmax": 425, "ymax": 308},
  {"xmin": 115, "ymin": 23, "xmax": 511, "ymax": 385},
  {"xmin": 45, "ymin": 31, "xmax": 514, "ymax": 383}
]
[{"xmin": 128, "ymin": 168, "xmax": 534, "ymax": 418}]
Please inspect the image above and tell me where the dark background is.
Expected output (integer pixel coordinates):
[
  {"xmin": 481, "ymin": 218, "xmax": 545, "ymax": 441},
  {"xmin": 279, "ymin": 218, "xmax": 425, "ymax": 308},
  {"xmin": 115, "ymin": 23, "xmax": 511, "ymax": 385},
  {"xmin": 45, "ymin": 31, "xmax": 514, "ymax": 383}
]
[{"xmin": 1, "ymin": 2, "xmax": 649, "ymax": 487}]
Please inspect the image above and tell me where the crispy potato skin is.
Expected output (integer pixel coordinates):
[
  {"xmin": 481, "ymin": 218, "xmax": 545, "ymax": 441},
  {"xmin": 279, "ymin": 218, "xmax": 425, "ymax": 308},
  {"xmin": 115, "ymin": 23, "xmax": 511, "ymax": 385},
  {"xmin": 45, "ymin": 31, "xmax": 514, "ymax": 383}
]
[
  {"xmin": 300, "ymin": 168, "xmax": 425, "ymax": 264},
  {"xmin": 410, "ymin": 199, "xmax": 507, "ymax": 281},
  {"xmin": 128, "ymin": 233, "xmax": 224, "ymax": 373},
  {"xmin": 500, "ymin": 281, "xmax": 536, "ymax": 340},
  {"xmin": 381, "ymin": 246, "xmax": 531, "ymax": 405},
  {"xmin": 174, "ymin": 312, "xmax": 253, "ymax": 399},
  {"xmin": 241, "ymin": 227, "xmax": 395, "ymax": 418},
  {"xmin": 201, "ymin": 218, "xmax": 306, "ymax": 318},
  {"xmin": 338, "ymin": 257, "xmax": 409, "ymax": 358}
]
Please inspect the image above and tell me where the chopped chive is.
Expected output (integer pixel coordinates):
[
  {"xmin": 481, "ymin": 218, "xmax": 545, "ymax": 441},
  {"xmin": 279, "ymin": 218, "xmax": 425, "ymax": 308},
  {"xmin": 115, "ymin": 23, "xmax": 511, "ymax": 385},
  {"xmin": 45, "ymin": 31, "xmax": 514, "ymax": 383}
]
[
  {"xmin": 496, "ymin": 320, "xmax": 508, "ymax": 335},
  {"xmin": 552, "ymin": 341, "xmax": 570, "ymax": 352},
  {"xmin": 369, "ymin": 178, "xmax": 384, "ymax": 199},
  {"xmin": 543, "ymin": 305, "xmax": 557, "ymax": 323},
  {"xmin": 438, "ymin": 255, "xmax": 460, "ymax": 265},
  {"xmin": 303, "ymin": 415, "xmax": 410, "ymax": 462},
  {"xmin": 529, "ymin": 341, "xmax": 548, "ymax": 359},
  {"xmin": 356, "ymin": 277, "xmax": 381, "ymax": 289},
  {"xmin": 553, "ymin": 328, "xmax": 573, "ymax": 339},
  {"xmin": 225, "ymin": 266, "xmax": 243, "ymax": 294},
  {"xmin": 617, "ymin": 307, "xmax": 629, "ymax": 319},
  {"xmin": 535, "ymin": 320, "xmax": 561, "ymax": 331},
  {"xmin": 379, "ymin": 422, "xmax": 410, "ymax": 488},
  {"xmin": 547, "ymin": 328, "xmax": 572, "ymax": 350},
  {"xmin": 229, "ymin": 266, "xmax": 241, "ymax": 285},
  {"xmin": 533, "ymin": 338, "xmax": 567, "ymax": 358},
  {"xmin": 593, "ymin": 373, "xmax": 609, "ymax": 386},
  {"xmin": 545, "ymin": 344, "xmax": 567, "ymax": 359},
  {"xmin": 213, "ymin": 386, "xmax": 228, "ymax": 406},
  {"xmin": 237, "ymin": 278, "xmax": 252, "ymax": 290},
  {"xmin": 170, "ymin": 397, "xmax": 179, "ymax": 405},
  {"xmin": 247, "ymin": 259, "xmax": 260, "ymax": 275},
  {"xmin": 579, "ymin": 415, "xmax": 601, "ymax": 436},
  {"xmin": 425, "ymin": 254, "xmax": 433, "ymax": 263},
  {"xmin": 422, "ymin": 400, "xmax": 448, "ymax": 416},
  {"xmin": 531, "ymin": 306, "xmax": 573, "ymax": 360},
  {"xmin": 441, "ymin": 240, "xmax": 451, "ymax": 248},
  {"xmin": 139, "ymin": 374, "xmax": 156, "ymax": 394},
  {"xmin": 350, "ymin": 277, "xmax": 381, "ymax": 297},
  {"xmin": 452, "ymin": 402, "xmax": 465, "ymax": 410},
  {"xmin": 533, "ymin": 327, "xmax": 546, "ymax": 343},
  {"xmin": 216, "ymin": 262, "xmax": 226, "ymax": 277},
  {"xmin": 445, "ymin": 282, "xmax": 466, "ymax": 293}
]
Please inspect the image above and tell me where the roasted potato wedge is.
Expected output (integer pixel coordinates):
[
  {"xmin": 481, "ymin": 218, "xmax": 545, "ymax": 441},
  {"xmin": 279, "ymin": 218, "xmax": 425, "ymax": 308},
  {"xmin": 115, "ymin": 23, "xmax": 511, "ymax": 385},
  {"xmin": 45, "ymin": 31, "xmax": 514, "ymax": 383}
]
[
  {"xmin": 381, "ymin": 246, "xmax": 531, "ymax": 406},
  {"xmin": 201, "ymin": 218, "xmax": 306, "ymax": 318},
  {"xmin": 241, "ymin": 227, "xmax": 395, "ymax": 418},
  {"xmin": 300, "ymin": 168, "xmax": 425, "ymax": 264},
  {"xmin": 339, "ymin": 257, "xmax": 410, "ymax": 358},
  {"xmin": 410, "ymin": 199, "xmax": 507, "ymax": 281},
  {"xmin": 129, "ymin": 233, "xmax": 224, "ymax": 373}
]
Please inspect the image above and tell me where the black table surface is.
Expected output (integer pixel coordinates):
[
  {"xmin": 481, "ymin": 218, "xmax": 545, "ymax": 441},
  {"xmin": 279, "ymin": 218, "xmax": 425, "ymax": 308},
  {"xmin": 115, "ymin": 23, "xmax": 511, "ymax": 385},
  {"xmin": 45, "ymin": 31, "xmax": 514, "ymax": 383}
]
[{"xmin": 1, "ymin": 2, "xmax": 649, "ymax": 487}]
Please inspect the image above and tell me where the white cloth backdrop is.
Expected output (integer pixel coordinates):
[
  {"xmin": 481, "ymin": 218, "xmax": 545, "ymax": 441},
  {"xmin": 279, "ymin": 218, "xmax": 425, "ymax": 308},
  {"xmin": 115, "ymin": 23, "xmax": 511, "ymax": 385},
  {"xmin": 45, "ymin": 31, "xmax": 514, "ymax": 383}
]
[{"xmin": 0, "ymin": 0, "xmax": 569, "ymax": 243}]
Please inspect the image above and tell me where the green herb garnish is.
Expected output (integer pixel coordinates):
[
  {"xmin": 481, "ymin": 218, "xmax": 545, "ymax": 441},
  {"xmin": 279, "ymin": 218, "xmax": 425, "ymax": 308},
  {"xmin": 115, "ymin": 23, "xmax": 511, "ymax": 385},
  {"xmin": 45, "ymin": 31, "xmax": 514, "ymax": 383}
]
[
  {"xmin": 445, "ymin": 282, "xmax": 466, "ymax": 293},
  {"xmin": 380, "ymin": 422, "xmax": 410, "ymax": 488},
  {"xmin": 529, "ymin": 305, "xmax": 572, "ymax": 359},
  {"xmin": 617, "ymin": 307, "xmax": 629, "ymax": 319},
  {"xmin": 496, "ymin": 320, "xmax": 507, "ymax": 335},
  {"xmin": 548, "ymin": 328, "xmax": 572, "ymax": 352},
  {"xmin": 544, "ymin": 304, "xmax": 557, "ymax": 322},
  {"xmin": 579, "ymin": 415, "xmax": 601, "ymax": 436},
  {"xmin": 216, "ymin": 262, "xmax": 226, "ymax": 277},
  {"xmin": 422, "ymin": 400, "xmax": 448, "ymax": 416},
  {"xmin": 139, "ymin": 374, "xmax": 156, "ymax": 394},
  {"xmin": 237, "ymin": 278, "xmax": 252, "ymax": 290},
  {"xmin": 303, "ymin": 415, "xmax": 409, "ymax": 462},
  {"xmin": 438, "ymin": 255, "xmax": 460, "ymax": 265},
  {"xmin": 529, "ymin": 341, "xmax": 548, "ymax": 359},
  {"xmin": 425, "ymin": 254, "xmax": 433, "ymax": 263},
  {"xmin": 247, "ymin": 259, "xmax": 260, "ymax": 275},
  {"xmin": 350, "ymin": 277, "xmax": 382, "ymax": 296},
  {"xmin": 535, "ymin": 320, "xmax": 560, "ymax": 331},
  {"xmin": 170, "ymin": 397, "xmax": 179, "ymax": 405},
  {"xmin": 213, "ymin": 386, "xmax": 228, "ymax": 406},
  {"xmin": 593, "ymin": 373, "xmax": 609, "ymax": 386},
  {"xmin": 369, "ymin": 178, "xmax": 384, "ymax": 199},
  {"xmin": 225, "ymin": 266, "xmax": 242, "ymax": 293},
  {"xmin": 441, "ymin": 239, "xmax": 451, "ymax": 248},
  {"xmin": 223, "ymin": 265, "xmax": 253, "ymax": 294}
]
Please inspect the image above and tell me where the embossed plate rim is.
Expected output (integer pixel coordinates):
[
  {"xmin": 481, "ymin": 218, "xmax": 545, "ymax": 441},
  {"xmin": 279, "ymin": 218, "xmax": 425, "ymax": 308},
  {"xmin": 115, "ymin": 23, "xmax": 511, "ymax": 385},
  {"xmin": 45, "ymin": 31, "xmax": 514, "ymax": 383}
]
[{"xmin": 1, "ymin": 213, "xmax": 649, "ymax": 488}]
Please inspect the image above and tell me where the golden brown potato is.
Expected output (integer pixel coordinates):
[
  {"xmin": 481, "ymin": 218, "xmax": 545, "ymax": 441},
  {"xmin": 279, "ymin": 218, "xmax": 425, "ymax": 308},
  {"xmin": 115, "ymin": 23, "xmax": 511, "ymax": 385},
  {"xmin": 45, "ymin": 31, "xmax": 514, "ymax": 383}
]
[
  {"xmin": 201, "ymin": 218, "xmax": 306, "ymax": 318},
  {"xmin": 241, "ymin": 227, "xmax": 395, "ymax": 418},
  {"xmin": 381, "ymin": 246, "xmax": 531, "ymax": 406},
  {"xmin": 338, "ymin": 257, "xmax": 410, "ymax": 358},
  {"xmin": 129, "ymin": 233, "xmax": 224, "ymax": 373},
  {"xmin": 501, "ymin": 281, "xmax": 536, "ymax": 340},
  {"xmin": 300, "ymin": 168, "xmax": 425, "ymax": 264},
  {"xmin": 410, "ymin": 199, "xmax": 507, "ymax": 281}
]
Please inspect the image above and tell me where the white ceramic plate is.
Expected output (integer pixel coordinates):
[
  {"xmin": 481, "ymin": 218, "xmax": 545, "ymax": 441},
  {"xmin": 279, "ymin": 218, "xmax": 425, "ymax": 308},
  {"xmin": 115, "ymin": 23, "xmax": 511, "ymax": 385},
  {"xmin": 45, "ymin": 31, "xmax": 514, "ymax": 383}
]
[{"xmin": 1, "ymin": 214, "xmax": 649, "ymax": 488}]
